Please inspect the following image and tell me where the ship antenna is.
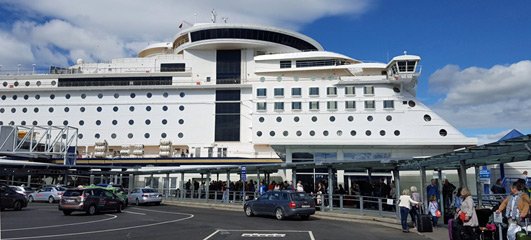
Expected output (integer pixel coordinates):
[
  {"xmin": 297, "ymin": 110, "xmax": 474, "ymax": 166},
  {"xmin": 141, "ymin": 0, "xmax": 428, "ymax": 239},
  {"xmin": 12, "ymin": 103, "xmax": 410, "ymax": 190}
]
[
  {"xmin": 211, "ymin": 9, "xmax": 217, "ymax": 23},
  {"xmin": 222, "ymin": 17, "xmax": 228, "ymax": 23},
  {"xmin": 403, "ymin": 50, "xmax": 407, "ymax": 55}
]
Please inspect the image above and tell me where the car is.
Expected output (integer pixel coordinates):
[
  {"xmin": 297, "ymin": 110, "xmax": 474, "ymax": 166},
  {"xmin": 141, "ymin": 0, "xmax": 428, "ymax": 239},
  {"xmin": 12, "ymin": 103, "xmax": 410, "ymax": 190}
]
[
  {"xmin": 59, "ymin": 188, "xmax": 125, "ymax": 216},
  {"xmin": 9, "ymin": 185, "xmax": 34, "ymax": 199},
  {"xmin": 28, "ymin": 186, "xmax": 66, "ymax": 203},
  {"xmin": 83, "ymin": 184, "xmax": 128, "ymax": 206},
  {"xmin": 244, "ymin": 191, "xmax": 316, "ymax": 220},
  {"xmin": 0, "ymin": 184, "xmax": 28, "ymax": 211},
  {"xmin": 128, "ymin": 188, "xmax": 162, "ymax": 206}
]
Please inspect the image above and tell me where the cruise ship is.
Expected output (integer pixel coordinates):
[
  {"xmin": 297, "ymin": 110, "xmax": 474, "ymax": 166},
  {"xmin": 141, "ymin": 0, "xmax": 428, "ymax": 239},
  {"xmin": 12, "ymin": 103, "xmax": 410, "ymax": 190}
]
[{"xmin": 0, "ymin": 22, "xmax": 476, "ymax": 166}]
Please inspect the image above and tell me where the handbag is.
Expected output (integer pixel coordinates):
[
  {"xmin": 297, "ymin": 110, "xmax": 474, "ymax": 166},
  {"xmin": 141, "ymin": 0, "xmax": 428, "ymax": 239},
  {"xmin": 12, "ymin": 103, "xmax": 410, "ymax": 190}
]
[
  {"xmin": 435, "ymin": 209, "xmax": 442, "ymax": 218},
  {"xmin": 459, "ymin": 211, "xmax": 467, "ymax": 222}
]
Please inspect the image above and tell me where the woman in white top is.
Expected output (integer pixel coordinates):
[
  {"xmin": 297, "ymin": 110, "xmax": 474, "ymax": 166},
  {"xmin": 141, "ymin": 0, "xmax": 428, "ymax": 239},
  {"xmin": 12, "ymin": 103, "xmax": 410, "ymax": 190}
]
[{"xmin": 399, "ymin": 189, "xmax": 420, "ymax": 233}]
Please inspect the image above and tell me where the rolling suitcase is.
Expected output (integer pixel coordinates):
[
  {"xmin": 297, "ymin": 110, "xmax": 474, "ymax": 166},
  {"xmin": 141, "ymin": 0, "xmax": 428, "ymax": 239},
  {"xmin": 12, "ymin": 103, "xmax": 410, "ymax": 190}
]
[
  {"xmin": 516, "ymin": 217, "xmax": 531, "ymax": 240},
  {"xmin": 417, "ymin": 207, "xmax": 433, "ymax": 233}
]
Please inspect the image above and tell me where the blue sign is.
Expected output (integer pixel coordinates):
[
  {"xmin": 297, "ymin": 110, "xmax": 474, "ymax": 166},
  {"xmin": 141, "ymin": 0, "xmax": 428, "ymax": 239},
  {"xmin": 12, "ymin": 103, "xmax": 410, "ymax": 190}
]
[
  {"xmin": 241, "ymin": 166, "xmax": 247, "ymax": 181},
  {"xmin": 64, "ymin": 146, "xmax": 77, "ymax": 166},
  {"xmin": 479, "ymin": 169, "xmax": 490, "ymax": 179}
]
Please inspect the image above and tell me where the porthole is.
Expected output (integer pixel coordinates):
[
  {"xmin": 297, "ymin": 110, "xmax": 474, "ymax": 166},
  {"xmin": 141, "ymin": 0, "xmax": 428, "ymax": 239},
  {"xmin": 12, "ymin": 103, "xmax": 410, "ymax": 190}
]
[
  {"xmin": 64, "ymin": 107, "xmax": 69, "ymax": 112},
  {"xmin": 96, "ymin": 106, "xmax": 102, "ymax": 112},
  {"xmin": 323, "ymin": 130, "xmax": 329, "ymax": 136},
  {"xmin": 128, "ymin": 119, "xmax": 134, "ymax": 125},
  {"xmin": 12, "ymin": 95, "xmax": 17, "ymax": 100},
  {"xmin": 145, "ymin": 119, "xmax": 151, "ymax": 125},
  {"xmin": 50, "ymin": 94, "xmax": 55, "ymax": 100},
  {"xmin": 113, "ymin": 106, "xmax": 119, "ymax": 112},
  {"xmin": 25, "ymin": 81, "xmax": 30, "ymax": 86},
  {"xmin": 78, "ymin": 134, "xmax": 83, "ymax": 139},
  {"xmin": 97, "ymin": 93, "xmax": 103, "ymax": 99},
  {"xmin": 394, "ymin": 130, "xmax": 401, "ymax": 136},
  {"xmin": 311, "ymin": 116, "xmax": 317, "ymax": 122},
  {"xmin": 179, "ymin": 92, "xmax": 185, "ymax": 98},
  {"xmin": 34, "ymin": 107, "xmax": 39, "ymax": 113},
  {"xmin": 348, "ymin": 116, "xmax": 354, "ymax": 122},
  {"xmin": 276, "ymin": 117, "xmax": 282, "ymax": 122},
  {"xmin": 178, "ymin": 119, "xmax": 184, "ymax": 125},
  {"xmin": 276, "ymin": 76, "xmax": 282, "ymax": 82},
  {"xmin": 259, "ymin": 117, "xmax": 265, "ymax": 123},
  {"xmin": 130, "ymin": 93, "xmax": 136, "ymax": 98},
  {"xmin": 65, "ymin": 94, "xmax": 71, "ymax": 99},
  {"xmin": 112, "ymin": 120, "xmax": 118, "ymax": 125},
  {"xmin": 0, "ymin": 121, "xmax": 3, "ymax": 125},
  {"xmin": 424, "ymin": 114, "xmax": 432, "ymax": 122},
  {"xmin": 162, "ymin": 119, "xmax": 168, "ymax": 125},
  {"xmin": 51, "ymin": 80, "xmax": 56, "ymax": 86},
  {"xmin": 257, "ymin": 131, "xmax": 263, "ymax": 137},
  {"xmin": 439, "ymin": 129, "xmax": 448, "ymax": 137},
  {"xmin": 309, "ymin": 130, "xmax": 315, "ymax": 136},
  {"xmin": 146, "ymin": 92, "xmax": 152, "ymax": 98},
  {"xmin": 408, "ymin": 100, "xmax": 416, "ymax": 107},
  {"xmin": 127, "ymin": 133, "xmax": 133, "ymax": 139},
  {"xmin": 80, "ymin": 107, "xmax": 85, "ymax": 112},
  {"xmin": 22, "ymin": 108, "xmax": 27, "ymax": 113},
  {"xmin": 329, "ymin": 116, "xmax": 335, "ymax": 122},
  {"xmin": 81, "ymin": 94, "xmax": 86, "ymax": 99},
  {"xmin": 380, "ymin": 130, "xmax": 386, "ymax": 136},
  {"xmin": 95, "ymin": 133, "xmax": 100, "ymax": 139},
  {"xmin": 161, "ymin": 133, "xmax": 167, "ymax": 138},
  {"xmin": 111, "ymin": 133, "xmax": 117, "ymax": 139},
  {"xmin": 96, "ymin": 120, "xmax": 101, "ymax": 126},
  {"xmin": 129, "ymin": 106, "xmax": 135, "ymax": 112},
  {"xmin": 0, "ymin": 108, "xmax": 4, "ymax": 113},
  {"xmin": 114, "ymin": 93, "xmax": 119, "ymax": 99},
  {"xmin": 32, "ymin": 121, "xmax": 38, "ymax": 126},
  {"xmin": 48, "ymin": 107, "xmax": 54, "ymax": 113},
  {"xmin": 367, "ymin": 116, "xmax": 373, "ymax": 122},
  {"xmin": 47, "ymin": 121, "xmax": 53, "ymax": 126},
  {"xmin": 337, "ymin": 130, "xmax": 343, "ymax": 136},
  {"xmin": 294, "ymin": 116, "xmax": 300, "ymax": 122},
  {"xmin": 178, "ymin": 133, "xmax": 184, "ymax": 138},
  {"xmin": 2, "ymin": 82, "xmax": 6, "ymax": 87},
  {"xmin": 63, "ymin": 120, "xmax": 68, "ymax": 126},
  {"xmin": 163, "ymin": 92, "xmax": 169, "ymax": 98},
  {"xmin": 179, "ymin": 106, "xmax": 185, "ymax": 111},
  {"xmin": 23, "ymin": 95, "xmax": 29, "ymax": 100},
  {"xmin": 296, "ymin": 131, "xmax": 302, "ymax": 136},
  {"xmin": 146, "ymin": 106, "xmax": 151, "ymax": 111},
  {"xmin": 366, "ymin": 130, "xmax": 372, "ymax": 136},
  {"xmin": 393, "ymin": 87, "xmax": 400, "ymax": 93},
  {"xmin": 9, "ymin": 121, "xmax": 15, "ymax": 125},
  {"xmin": 386, "ymin": 115, "xmax": 392, "ymax": 121},
  {"xmin": 35, "ymin": 94, "xmax": 40, "ymax": 100},
  {"xmin": 259, "ymin": 77, "xmax": 265, "ymax": 82},
  {"xmin": 162, "ymin": 106, "xmax": 168, "ymax": 111},
  {"xmin": 79, "ymin": 120, "xmax": 84, "ymax": 126},
  {"xmin": 283, "ymin": 131, "xmax": 288, "ymax": 137},
  {"xmin": 14, "ymin": 81, "xmax": 19, "ymax": 87},
  {"xmin": 11, "ymin": 108, "xmax": 16, "ymax": 113},
  {"xmin": 144, "ymin": 133, "xmax": 150, "ymax": 138},
  {"xmin": 36, "ymin": 81, "xmax": 41, "ymax": 86},
  {"xmin": 20, "ymin": 121, "xmax": 26, "ymax": 126},
  {"xmin": 270, "ymin": 131, "xmax": 276, "ymax": 137},
  {"xmin": 1, "ymin": 95, "xmax": 5, "ymax": 100}
]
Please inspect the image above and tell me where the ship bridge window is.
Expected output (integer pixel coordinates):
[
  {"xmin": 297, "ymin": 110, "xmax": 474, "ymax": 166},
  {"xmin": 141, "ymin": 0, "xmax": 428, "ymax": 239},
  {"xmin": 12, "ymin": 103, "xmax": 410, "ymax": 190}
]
[
  {"xmin": 160, "ymin": 63, "xmax": 185, "ymax": 72},
  {"xmin": 280, "ymin": 61, "xmax": 291, "ymax": 69},
  {"xmin": 397, "ymin": 60, "xmax": 417, "ymax": 72},
  {"xmin": 296, "ymin": 59, "xmax": 344, "ymax": 68}
]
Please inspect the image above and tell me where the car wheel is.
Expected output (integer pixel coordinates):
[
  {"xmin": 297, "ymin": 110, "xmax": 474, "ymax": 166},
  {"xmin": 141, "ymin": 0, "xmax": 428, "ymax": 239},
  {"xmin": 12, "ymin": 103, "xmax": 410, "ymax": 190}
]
[
  {"xmin": 28, "ymin": 196, "xmax": 34, "ymax": 202},
  {"xmin": 135, "ymin": 199, "xmax": 140, "ymax": 206},
  {"xmin": 116, "ymin": 204, "xmax": 123, "ymax": 213},
  {"xmin": 275, "ymin": 208, "xmax": 285, "ymax": 220},
  {"xmin": 300, "ymin": 215, "xmax": 310, "ymax": 220},
  {"xmin": 63, "ymin": 210, "xmax": 72, "ymax": 216},
  {"xmin": 48, "ymin": 196, "xmax": 55, "ymax": 204},
  {"xmin": 13, "ymin": 201, "xmax": 22, "ymax": 211},
  {"xmin": 87, "ymin": 205, "xmax": 97, "ymax": 215},
  {"xmin": 245, "ymin": 206, "xmax": 254, "ymax": 217}
]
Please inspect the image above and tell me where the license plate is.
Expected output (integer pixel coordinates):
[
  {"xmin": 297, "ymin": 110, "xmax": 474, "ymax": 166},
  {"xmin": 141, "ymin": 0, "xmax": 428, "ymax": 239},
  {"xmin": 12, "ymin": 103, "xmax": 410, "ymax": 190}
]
[{"xmin": 301, "ymin": 205, "xmax": 310, "ymax": 208}]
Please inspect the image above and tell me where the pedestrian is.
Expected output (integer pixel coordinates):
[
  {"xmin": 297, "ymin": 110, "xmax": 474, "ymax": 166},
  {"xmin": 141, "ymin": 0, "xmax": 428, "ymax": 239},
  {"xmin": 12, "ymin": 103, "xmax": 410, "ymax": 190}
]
[
  {"xmin": 490, "ymin": 178, "xmax": 506, "ymax": 194},
  {"xmin": 426, "ymin": 179, "xmax": 440, "ymax": 202},
  {"xmin": 409, "ymin": 186, "xmax": 420, "ymax": 227},
  {"xmin": 337, "ymin": 184, "xmax": 346, "ymax": 195},
  {"xmin": 458, "ymin": 187, "xmax": 479, "ymax": 240},
  {"xmin": 428, "ymin": 195, "xmax": 439, "ymax": 227},
  {"xmin": 496, "ymin": 182, "xmax": 530, "ymax": 240},
  {"xmin": 296, "ymin": 181, "xmax": 304, "ymax": 192},
  {"xmin": 442, "ymin": 179, "xmax": 455, "ymax": 209},
  {"xmin": 398, "ymin": 189, "xmax": 420, "ymax": 233}
]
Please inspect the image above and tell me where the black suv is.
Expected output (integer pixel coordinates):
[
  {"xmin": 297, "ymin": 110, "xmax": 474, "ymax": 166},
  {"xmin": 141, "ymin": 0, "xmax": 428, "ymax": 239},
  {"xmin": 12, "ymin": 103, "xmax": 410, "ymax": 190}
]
[
  {"xmin": 0, "ymin": 183, "xmax": 28, "ymax": 211},
  {"xmin": 59, "ymin": 188, "xmax": 124, "ymax": 216}
]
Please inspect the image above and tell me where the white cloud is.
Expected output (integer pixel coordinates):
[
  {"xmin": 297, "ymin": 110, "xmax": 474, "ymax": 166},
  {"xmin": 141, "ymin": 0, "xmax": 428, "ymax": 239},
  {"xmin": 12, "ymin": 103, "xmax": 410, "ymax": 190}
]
[
  {"xmin": 429, "ymin": 60, "xmax": 531, "ymax": 129},
  {"xmin": 0, "ymin": 0, "xmax": 371, "ymax": 68}
]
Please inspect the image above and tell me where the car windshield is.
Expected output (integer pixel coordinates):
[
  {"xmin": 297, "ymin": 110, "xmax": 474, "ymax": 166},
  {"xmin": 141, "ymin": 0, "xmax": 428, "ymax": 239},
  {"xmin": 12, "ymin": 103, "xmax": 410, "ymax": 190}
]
[
  {"xmin": 142, "ymin": 189, "xmax": 157, "ymax": 193},
  {"xmin": 290, "ymin": 192, "xmax": 312, "ymax": 201},
  {"xmin": 63, "ymin": 190, "xmax": 83, "ymax": 197},
  {"xmin": 57, "ymin": 187, "xmax": 67, "ymax": 191}
]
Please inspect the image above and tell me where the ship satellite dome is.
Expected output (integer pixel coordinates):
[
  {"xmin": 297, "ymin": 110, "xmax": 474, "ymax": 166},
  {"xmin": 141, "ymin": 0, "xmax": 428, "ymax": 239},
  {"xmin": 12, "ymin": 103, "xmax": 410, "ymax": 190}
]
[{"xmin": 76, "ymin": 58, "xmax": 84, "ymax": 65}]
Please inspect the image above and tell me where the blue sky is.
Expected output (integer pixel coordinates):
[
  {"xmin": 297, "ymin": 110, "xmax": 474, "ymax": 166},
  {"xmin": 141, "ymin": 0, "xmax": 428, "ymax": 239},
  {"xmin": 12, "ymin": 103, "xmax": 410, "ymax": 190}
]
[{"xmin": 0, "ymin": 0, "xmax": 530, "ymax": 143}]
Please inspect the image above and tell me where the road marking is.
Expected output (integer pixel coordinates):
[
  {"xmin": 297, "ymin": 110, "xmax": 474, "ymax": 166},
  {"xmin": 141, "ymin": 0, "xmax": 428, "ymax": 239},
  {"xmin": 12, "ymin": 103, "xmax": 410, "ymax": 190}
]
[
  {"xmin": 202, "ymin": 230, "xmax": 220, "ymax": 240},
  {"xmin": 308, "ymin": 231, "xmax": 315, "ymax": 240},
  {"xmin": 203, "ymin": 229, "xmax": 314, "ymax": 240},
  {"xmin": 1, "ymin": 214, "xmax": 117, "ymax": 232},
  {"xmin": 2, "ymin": 212, "xmax": 194, "ymax": 240},
  {"xmin": 241, "ymin": 233, "xmax": 286, "ymax": 237},
  {"xmin": 123, "ymin": 211, "xmax": 146, "ymax": 215}
]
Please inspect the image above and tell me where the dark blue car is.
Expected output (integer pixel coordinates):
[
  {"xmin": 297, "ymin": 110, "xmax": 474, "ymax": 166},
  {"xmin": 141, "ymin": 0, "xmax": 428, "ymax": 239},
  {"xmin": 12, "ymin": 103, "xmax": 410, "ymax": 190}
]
[{"xmin": 244, "ymin": 190, "xmax": 315, "ymax": 220}]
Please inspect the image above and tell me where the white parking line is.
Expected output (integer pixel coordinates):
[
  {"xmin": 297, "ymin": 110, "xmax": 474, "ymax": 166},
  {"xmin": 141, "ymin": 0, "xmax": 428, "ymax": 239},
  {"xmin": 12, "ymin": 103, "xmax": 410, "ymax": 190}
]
[
  {"xmin": 1, "ymin": 214, "xmax": 117, "ymax": 232},
  {"xmin": 2, "ymin": 212, "xmax": 194, "ymax": 240},
  {"xmin": 202, "ymin": 230, "xmax": 220, "ymax": 240},
  {"xmin": 123, "ymin": 211, "xmax": 146, "ymax": 216},
  {"xmin": 202, "ymin": 229, "xmax": 315, "ymax": 240}
]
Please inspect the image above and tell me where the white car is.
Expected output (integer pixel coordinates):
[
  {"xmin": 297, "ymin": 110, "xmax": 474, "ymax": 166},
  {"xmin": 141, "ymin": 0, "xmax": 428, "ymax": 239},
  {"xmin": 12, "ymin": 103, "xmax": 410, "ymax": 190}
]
[
  {"xmin": 28, "ymin": 186, "xmax": 66, "ymax": 203},
  {"xmin": 128, "ymin": 188, "xmax": 162, "ymax": 206}
]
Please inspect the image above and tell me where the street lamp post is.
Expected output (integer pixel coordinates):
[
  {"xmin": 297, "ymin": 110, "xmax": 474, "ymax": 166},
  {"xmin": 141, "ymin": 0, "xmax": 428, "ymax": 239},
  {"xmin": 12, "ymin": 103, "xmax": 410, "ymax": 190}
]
[
  {"xmin": 17, "ymin": 64, "xmax": 21, "ymax": 74},
  {"xmin": 32, "ymin": 64, "xmax": 36, "ymax": 74}
]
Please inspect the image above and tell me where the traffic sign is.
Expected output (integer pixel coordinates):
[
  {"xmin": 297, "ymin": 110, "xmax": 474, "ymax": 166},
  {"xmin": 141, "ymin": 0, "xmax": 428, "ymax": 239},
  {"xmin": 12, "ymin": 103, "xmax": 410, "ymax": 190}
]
[{"xmin": 241, "ymin": 166, "xmax": 247, "ymax": 181}]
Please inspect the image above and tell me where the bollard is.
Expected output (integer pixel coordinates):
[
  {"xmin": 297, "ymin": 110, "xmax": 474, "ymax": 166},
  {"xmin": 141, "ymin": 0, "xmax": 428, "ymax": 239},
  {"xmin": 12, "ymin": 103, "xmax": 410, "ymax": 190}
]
[
  {"xmin": 340, "ymin": 195, "xmax": 344, "ymax": 210},
  {"xmin": 214, "ymin": 191, "xmax": 218, "ymax": 201},
  {"xmin": 321, "ymin": 194, "xmax": 325, "ymax": 211},
  {"xmin": 378, "ymin": 198, "xmax": 383, "ymax": 217},
  {"xmin": 360, "ymin": 196, "xmax": 364, "ymax": 214},
  {"xmin": 233, "ymin": 191, "xmax": 236, "ymax": 203}
]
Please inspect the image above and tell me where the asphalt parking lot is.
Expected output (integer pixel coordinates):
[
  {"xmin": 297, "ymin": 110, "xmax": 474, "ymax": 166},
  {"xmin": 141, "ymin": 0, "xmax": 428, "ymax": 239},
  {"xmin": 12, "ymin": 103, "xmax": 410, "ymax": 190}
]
[{"xmin": 1, "ymin": 202, "xmax": 428, "ymax": 240}]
